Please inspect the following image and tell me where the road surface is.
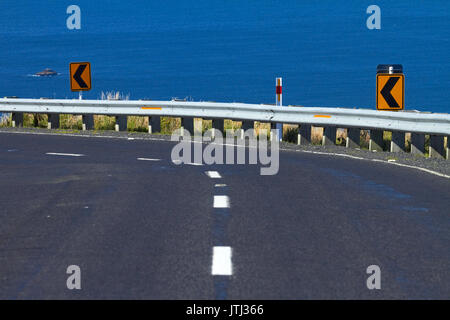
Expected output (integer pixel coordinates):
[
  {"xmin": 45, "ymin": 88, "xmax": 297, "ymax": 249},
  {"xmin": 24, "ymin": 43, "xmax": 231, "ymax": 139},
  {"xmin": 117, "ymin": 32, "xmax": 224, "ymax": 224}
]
[{"xmin": 0, "ymin": 131, "xmax": 448, "ymax": 299}]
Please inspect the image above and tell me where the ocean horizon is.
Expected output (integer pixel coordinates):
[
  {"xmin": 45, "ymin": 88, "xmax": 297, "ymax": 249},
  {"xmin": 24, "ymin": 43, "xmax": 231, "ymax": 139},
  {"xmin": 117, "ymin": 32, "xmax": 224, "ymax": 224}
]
[{"xmin": 0, "ymin": 0, "xmax": 449, "ymax": 113}]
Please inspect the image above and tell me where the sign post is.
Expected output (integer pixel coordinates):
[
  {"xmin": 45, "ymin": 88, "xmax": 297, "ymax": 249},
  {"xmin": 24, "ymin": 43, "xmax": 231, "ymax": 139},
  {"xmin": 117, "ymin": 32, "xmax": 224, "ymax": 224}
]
[
  {"xmin": 70, "ymin": 62, "xmax": 92, "ymax": 129},
  {"xmin": 375, "ymin": 64, "xmax": 406, "ymax": 153}
]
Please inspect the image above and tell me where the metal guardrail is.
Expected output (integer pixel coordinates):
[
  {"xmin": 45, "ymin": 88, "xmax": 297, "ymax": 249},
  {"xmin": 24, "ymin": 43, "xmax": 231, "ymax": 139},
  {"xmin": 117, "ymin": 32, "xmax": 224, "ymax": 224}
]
[
  {"xmin": 0, "ymin": 98, "xmax": 449, "ymax": 135},
  {"xmin": 0, "ymin": 98, "xmax": 448, "ymax": 159}
]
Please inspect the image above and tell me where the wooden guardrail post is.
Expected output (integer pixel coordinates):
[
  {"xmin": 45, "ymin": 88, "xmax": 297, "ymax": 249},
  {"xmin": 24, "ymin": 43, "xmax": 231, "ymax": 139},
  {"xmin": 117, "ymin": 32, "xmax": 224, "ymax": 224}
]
[
  {"xmin": 241, "ymin": 120, "xmax": 254, "ymax": 139},
  {"xmin": 212, "ymin": 119, "xmax": 224, "ymax": 138},
  {"xmin": 298, "ymin": 124, "xmax": 311, "ymax": 145},
  {"xmin": 148, "ymin": 116, "xmax": 161, "ymax": 134},
  {"xmin": 47, "ymin": 114, "xmax": 60, "ymax": 129},
  {"xmin": 115, "ymin": 115, "xmax": 127, "ymax": 131},
  {"xmin": 12, "ymin": 112, "xmax": 23, "ymax": 127},
  {"xmin": 82, "ymin": 115, "xmax": 94, "ymax": 130},
  {"xmin": 429, "ymin": 135, "xmax": 446, "ymax": 159},
  {"xmin": 322, "ymin": 126, "xmax": 337, "ymax": 146},
  {"xmin": 410, "ymin": 133, "xmax": 425, "ymax": 156},
  {"xmin": 181, "ymin": 117, "xmax": 194, "ymax": 136},
  {"xmin": 346, "ymin": 128, "xmax": 360, "ymax": 148},
  {"xmin": 390, "ymin": 131, "xmax": 405, "ymax": 152},
  {"xmin": 369, "ymin": 130, "xmax": 384, "ymax": 151}
]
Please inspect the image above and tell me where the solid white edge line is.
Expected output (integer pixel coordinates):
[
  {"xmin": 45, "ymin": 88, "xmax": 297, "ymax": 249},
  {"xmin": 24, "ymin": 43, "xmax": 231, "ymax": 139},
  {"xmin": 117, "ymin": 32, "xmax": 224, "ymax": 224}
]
[
  {"xmin": 371, "ymin": 158, "xmax": 450, "ymax": 179},
  {"xmin": 214, "ymin": 195, "xmax": 230, "ymax": 208},
  {"xmin": 212, "ymin": 246, "xmax": 233, "ymax": 276},
  {"xmin": 286, "ymin": 148, "xmax": 450, "ymax": 179},
  {"xmin": 206, "ymin": 171, "xmax": 222, "ymax": 178},
  {"xmin": 45, "ymin": 152, "xmax": 84, "ymax": 157}
]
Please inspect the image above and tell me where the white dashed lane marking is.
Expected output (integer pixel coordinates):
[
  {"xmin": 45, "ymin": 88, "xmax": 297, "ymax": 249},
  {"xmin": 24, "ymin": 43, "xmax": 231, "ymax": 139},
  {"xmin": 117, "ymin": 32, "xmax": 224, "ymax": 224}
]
[
  {"xmin": 137, "ymin": 158, "xmax": 162, "ymax": 161},
  {"xmin": 172, "ymin": 160, "xmax": 203, "ymax": 166},
  {"xmin": 45, "ymin": 152, "xmax": 84, "ymax": 157},
  {"xmin": 205, "ymin": 171, "xmax": 222, "ymax": 178},
  {"xmin": 215, "ymin": 184, "xmax": 227, "ymax": 187},
  {"xmin": 214, "ymin": 195, "xmax": 230, "ymax": 208},
  {"xmin": 186, "ymin": 162, "xmax": 203, "ymax": 166},
  {"xmin": 212, "ymin": 246, "xmax": 233, "ymax": 276}
]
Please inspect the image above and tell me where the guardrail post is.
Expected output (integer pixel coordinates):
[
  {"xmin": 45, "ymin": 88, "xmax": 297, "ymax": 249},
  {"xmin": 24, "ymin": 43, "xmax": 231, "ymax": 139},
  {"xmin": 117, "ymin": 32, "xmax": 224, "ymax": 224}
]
[
  {"xmin": 241, "ymin": 121, "xmax": 254, "ymax": 139},
  {"xmin": 297, "ymin": 124, "xmax": 311, "ymax": 145},
  {"xmin": 212, "ymin": 119, "xmax": 224, "ymax": 138},
  {"xmin": 429, "ymin": 135, "xmax": 445, "ymax": 159},
  {"xmin": 12, "ymin": 112, "xmax": 23, "ymax": 127},
  {"xmin": 410, "ymin": 133, "xmax": 425, "ymax": 156},
  {"xmin": 369, "ymin": 130, "xmax": 384, "ymax": 152},
  {"xmin": 115, "ymin": 115, "xmax": 127, "ymax": 132},
  {"xmin": 181, "ymin": 117, "xmax": 194, "ymax": 136},
  {"xmin": 346, "ymin": 128, "xmax": 360, "ymax": 148},
  {"xmin": 322, "ymin": 126, "xmax": 336, "ymax": 146},
  {"xmin": 47, "ymin": 114, "xmax": 60, "ymax": 129},
  {"xmin": 148, "ymin": 116, "xmax": 161, "ymax": 134},
  {"xmin": 82, "ymin": 115, "xmax": 94, "ymax": 130},
  {"xmin": 390, "ymin": 131, "xmax": 405, "ymax": 152}
]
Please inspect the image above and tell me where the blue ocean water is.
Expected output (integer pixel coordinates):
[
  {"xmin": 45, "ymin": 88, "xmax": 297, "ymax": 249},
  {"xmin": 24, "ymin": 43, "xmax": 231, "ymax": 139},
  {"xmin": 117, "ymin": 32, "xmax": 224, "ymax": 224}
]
[{"xmin": 0, "ymin": 0, "xmax": 449, "ymax": 113}]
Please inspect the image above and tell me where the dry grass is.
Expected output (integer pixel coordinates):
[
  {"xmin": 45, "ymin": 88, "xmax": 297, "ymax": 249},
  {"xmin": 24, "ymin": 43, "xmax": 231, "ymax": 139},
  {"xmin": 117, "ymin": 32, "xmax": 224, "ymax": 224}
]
[
  {"xmin": 161, "ymin": 117, "xmax": 181, "ymax": 134},
  {"xmin": 0, "ymin": 114, "xmax": 10, "ymax": 127},
  {"xmin": 283, "ymin": 124, "xmax": 298, "ymax": 143},
  {"xmin": 60, "ymin": 114, "xmax": 82, "ymax": 130},
  {"xmin": 360, "ymin": 130, "xmax": 370, "ymax": 149},
  {"xmin": 94, "ymin": 115, "xmax": 115, "ymax": 130},
  {"xmin": 224, "ymin": 120, "xmax": 242, "ymax": 132},
  {"xmin": 311, "ymin": 126, "xmax": 323, "ymax": 145},
  {"xmin": 100, "ymin": 91, "xmax": 130, "ymax": 101},
  {"xmin": 335, "ymin": 128, "xmax": 345, "ymax": 146},
  {"xmin": 275, "ymin": 126, "xmax": 415, "ymax": 149},
  {"xmin": 254, "ymin": 122, "xmax": 271, "ymax": 139},
  {"xmin": 27, "ymin": 113, "xmax": 47, "ymax": 128},
  {"xmin": 126, "ymin": 116, "xmax": 147, "ymax": 132}
]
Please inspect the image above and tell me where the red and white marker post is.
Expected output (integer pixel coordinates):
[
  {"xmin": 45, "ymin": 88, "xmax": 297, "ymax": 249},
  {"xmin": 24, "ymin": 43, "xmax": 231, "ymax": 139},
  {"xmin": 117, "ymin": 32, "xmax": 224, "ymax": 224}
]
[
  {"xmin": 272, "ymin": 77, "xmax": 283, "ymax": 141},
  {"xmin": 276, "ymin": 77, "xmax": 282, "ymax": 106}
]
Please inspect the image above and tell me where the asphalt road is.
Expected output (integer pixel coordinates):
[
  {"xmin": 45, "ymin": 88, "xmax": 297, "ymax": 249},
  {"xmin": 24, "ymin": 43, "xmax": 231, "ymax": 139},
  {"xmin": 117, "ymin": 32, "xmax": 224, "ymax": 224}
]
[{"xmin": 0, "ymin": 131, "xmax": 449, "ymax": 299}]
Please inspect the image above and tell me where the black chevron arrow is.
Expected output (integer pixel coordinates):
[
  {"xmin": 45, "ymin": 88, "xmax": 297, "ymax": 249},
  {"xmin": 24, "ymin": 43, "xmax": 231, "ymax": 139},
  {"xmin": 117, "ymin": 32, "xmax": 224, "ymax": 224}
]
[
  {"xmin": 73, "ymin": 64, "xmax": 88, "ymax": 88},
  {"xmin": 380, "ymin": 76, "xmax": 400, "ymax": 109}
]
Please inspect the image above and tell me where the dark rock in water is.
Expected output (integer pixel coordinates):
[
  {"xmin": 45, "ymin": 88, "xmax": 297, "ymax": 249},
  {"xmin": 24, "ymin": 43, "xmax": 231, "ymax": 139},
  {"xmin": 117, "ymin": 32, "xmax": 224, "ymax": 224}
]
[{"xmin": 35, "ymin": 68, "xmax": 58, "ymax": 76}]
